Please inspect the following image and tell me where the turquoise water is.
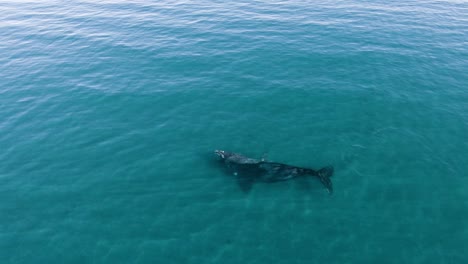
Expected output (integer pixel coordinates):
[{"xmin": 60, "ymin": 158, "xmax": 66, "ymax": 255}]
[{"xmin": 1, "ymin": 0, "xmax": 468, "ymax": 263}]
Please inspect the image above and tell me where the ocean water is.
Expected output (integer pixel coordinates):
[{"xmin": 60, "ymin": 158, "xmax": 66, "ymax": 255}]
[{"xmin": 1, "ymin": 0, "xmax": 468, "ymax": 263}]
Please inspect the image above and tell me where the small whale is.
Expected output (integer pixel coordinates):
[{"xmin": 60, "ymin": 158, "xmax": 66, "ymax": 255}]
[{"xmin": 214, "ymin": 150, "xmax": 334, "ymax": 194}]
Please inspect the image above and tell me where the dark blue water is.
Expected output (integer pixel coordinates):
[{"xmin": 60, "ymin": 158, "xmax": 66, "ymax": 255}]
[{"xmin": 1, "ymin": 1, "xmax": 468, "ymax": 263}]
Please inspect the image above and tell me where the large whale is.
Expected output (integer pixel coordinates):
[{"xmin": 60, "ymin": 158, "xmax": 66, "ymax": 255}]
[{"xmin": 215, "ymin": 150, "xmax": 333, "ymax": 193}]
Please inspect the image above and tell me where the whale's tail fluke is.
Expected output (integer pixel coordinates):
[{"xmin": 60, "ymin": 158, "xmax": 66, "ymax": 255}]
[{"xmin": 316, "ymin": 166, "xmax": 333, "ymax": 194}]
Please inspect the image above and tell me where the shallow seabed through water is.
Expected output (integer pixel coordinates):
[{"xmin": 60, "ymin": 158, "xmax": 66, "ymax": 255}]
[{"xmin": 0, "ymin": 0, "xmax": 467, "ymax": 263}]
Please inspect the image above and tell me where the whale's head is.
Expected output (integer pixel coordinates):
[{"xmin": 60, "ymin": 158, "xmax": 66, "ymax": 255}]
[{"xmin": 214, "ymin": 150, "xmax": 231, "ymax": 160}]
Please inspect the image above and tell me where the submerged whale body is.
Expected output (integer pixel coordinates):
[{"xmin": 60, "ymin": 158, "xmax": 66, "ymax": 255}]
[{"xmin": 214, "ymin": 150, "xmax": 334, "ymax": 194}]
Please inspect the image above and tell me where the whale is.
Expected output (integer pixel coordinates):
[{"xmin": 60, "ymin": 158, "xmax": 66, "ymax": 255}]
[{"xmin": 214, "ymin": 150, "xmax": 333, "ymax": 193}]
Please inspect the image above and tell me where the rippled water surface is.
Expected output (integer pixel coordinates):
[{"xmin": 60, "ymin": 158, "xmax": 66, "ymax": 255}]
[{"xmin": 1, "ymin": 1, "xmax": 468, "ymax": 263}]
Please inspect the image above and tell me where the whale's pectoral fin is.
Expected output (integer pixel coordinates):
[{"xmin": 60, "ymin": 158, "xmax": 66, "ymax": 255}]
[
  {"xmin": 237, "ymin": 175, "xmax": 254, "ymax": 193},
  {"xmin": 317, "ymin": 166, "xmax": 334, "ymax": 194}
]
